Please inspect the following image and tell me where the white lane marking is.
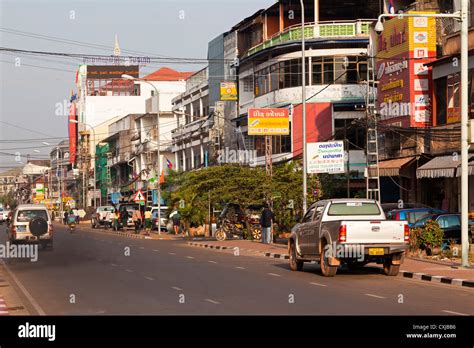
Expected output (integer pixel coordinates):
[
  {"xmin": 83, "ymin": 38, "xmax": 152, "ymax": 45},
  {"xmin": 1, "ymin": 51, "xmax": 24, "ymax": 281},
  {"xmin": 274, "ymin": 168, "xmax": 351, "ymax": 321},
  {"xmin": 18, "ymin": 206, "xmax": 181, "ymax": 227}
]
[
  {"xmin": 172, "ymin": 286, "xmax": 183, "ymax": 291},
  {"xmin": 110, "ymin": 263, "xmax": 118, "ymax": 267},
  {"xmin": 153, "ymin": 249, "xmax": 159, "ymax": 252},
  {"xmin": 267, "ymin": 273, "xmax": 281, "ymax": 277},
  {"xmin": 0, "ymin": 259, "xmax": 46, "ymax": 315},
  {"xmin": 145, "ymin": 276, "xmax": 154, "ymax": 281},
  {"xmin": 310, "ymin": 282, "xmax": 327, "ymax": 287},
  {"xmin": 365, "ymin": 293, "xmax": 386, "ymax": 299},
  {"xmin": 205, "ymin": 299, "xmax": 220, "ymax": 305},
  {"xmin": 125, "ymin": 269, "xmax": 133, "ymax": 273},
  {"xmin": 442, "ymin": 310, "xmax": 468, "ymax": 316},
  {"xmin": 208, "ymin": 261, "xmax": 217, "ymax": 264},
  {"xmin": 139, "ymin": 247, "xmax": 145, "ymax": 250},
  {"xmin": 235, "ymin": 266, "xmax": 245, "ymax": 270},
  {"xmin": 97, "ymin": 259, "xmax": 103, "ymax": 262},
  {"xmin": 169, "ymin": 252, "xmax": 176, "ymax": 255},
  {"xmin": 186, "ymin": 256, "xmax": 195, "ymax": 259}
]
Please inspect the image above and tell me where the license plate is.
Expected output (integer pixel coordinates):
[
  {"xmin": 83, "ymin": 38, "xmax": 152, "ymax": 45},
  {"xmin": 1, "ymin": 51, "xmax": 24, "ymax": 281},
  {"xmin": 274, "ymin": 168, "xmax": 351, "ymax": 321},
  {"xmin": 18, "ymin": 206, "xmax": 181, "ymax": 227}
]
[
  {"xmin": 16, "ymin": 225, "xmax": 26, "ymax": 232},
  {"xmin": 368, "ymin": 248, "xmax": 384, "ymax": 255}
]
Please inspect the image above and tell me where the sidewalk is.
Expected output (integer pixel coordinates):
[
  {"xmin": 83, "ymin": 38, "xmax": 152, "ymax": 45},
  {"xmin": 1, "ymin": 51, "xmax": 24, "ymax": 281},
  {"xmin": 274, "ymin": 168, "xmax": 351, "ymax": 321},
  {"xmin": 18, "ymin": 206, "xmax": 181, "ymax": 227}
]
[
  {"xmin": 56, "ymin": 221, "xmax": 177, "ymax": 240},
  {"xmin": 186, "ymin": 239, "xmax": 474, "ymax": 287}
]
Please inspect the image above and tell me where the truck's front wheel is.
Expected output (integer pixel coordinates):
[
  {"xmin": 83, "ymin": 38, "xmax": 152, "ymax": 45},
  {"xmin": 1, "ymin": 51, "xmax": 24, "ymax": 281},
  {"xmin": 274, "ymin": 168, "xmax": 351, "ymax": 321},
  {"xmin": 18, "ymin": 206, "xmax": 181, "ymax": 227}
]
[
  {"xmin": 383, "ymin": 257, "xmax": 400, "ymax": 276},
  {"xmin": 289, "ymin": 241, "xmax": 303, "ymax": 271},
  {"xmin": 320, "ymin": 240, "xmax": 337, "ymax": 277}
]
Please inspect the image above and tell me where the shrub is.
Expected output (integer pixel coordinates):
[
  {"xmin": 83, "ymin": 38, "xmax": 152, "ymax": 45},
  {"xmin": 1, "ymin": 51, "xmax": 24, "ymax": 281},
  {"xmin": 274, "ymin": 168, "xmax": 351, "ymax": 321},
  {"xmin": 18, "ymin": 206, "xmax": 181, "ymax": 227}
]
[
  {"xmin": 419, "ymin": 220, "xmax": 444, "ymax": 255},
  {"xmin": 409, "ymin": 227, "xmax": 423, "ymax": 252}
]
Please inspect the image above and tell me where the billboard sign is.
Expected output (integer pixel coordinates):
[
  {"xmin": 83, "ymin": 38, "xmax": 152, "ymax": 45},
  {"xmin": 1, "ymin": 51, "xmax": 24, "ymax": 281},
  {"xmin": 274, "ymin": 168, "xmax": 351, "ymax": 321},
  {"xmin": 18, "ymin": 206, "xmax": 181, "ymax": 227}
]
[
  {"xmin": 307, "ymin": 141, "xmax": 345, "ymax": 174},
  {"xmin": 248, "ymin": 108, "xmax": 289, "ymax": 135},
  {"xmin": 376, "ymin": 12, "xmax": 436, "ymax": 128},
  {"xmin": 86, "ymin": 65, "xmax": 139, "ymax": 80},
  {"xmin": 220, "ymin": 82, "xmax": 238, "ymax": 101}
]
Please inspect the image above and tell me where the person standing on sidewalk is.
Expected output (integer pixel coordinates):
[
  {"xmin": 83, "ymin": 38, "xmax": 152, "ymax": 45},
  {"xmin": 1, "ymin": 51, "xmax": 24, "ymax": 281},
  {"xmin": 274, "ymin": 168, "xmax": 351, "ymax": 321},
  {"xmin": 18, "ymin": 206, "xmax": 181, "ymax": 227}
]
[
  {"xmin": 170, "ymin": 208, "xmax": 181, "ymax": 235},
  {"xmin": 144, "ymin": 209, "xmax": 152, "ymax": 236},
  {"xmin": 132, "ymin": 207, "xmax": 142, "ymax": 234},
  {"xmin": 260, "ymin": 203, "xmax": 275, "ymax": 244}
]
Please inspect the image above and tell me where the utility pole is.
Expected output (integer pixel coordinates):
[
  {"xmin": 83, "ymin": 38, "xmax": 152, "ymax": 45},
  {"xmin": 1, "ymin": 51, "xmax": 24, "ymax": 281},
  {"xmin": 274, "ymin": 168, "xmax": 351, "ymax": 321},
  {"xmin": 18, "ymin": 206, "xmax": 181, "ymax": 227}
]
[{"xmin": 300, "ymin": 0, "xmax": 308, "ymax": 212}]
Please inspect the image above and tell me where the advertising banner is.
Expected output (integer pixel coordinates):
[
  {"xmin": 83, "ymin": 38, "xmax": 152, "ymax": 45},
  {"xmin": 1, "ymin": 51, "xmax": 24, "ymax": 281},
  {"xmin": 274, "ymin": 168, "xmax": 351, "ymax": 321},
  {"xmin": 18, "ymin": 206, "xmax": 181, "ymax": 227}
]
[
  {"xmin": 248, "ymin": 108, "xmax": 289, "ymax": 135},
  {"xmin": 220, "ymin": 82, "xmax": 238, "ymax": 101},
  {"xmin": 307, "ymin": 141, "xmax": 345, "ymax": 174}
]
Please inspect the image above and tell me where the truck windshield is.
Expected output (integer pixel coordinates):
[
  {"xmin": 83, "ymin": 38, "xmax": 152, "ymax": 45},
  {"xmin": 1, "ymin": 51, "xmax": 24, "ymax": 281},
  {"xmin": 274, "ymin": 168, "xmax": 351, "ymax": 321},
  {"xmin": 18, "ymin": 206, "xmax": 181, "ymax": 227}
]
[{"xmin": 328, "ymin": 202, "xmax": 381, "ymax": 216}]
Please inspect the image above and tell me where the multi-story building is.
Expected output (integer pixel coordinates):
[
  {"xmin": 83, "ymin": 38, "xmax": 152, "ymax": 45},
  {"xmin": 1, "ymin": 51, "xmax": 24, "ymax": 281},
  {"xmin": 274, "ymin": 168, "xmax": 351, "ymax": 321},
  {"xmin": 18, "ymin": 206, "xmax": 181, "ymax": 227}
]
[
  {"xmin": 0, "ymin": 167, "xmax": 21, "ymax": 197},
  {"xmin": 72, "ymin": 64, "xmax": 192, "ymax": 207},
  {"xmin": 171, "ymin": 67, "xmax": 211, "ymax": 171}
]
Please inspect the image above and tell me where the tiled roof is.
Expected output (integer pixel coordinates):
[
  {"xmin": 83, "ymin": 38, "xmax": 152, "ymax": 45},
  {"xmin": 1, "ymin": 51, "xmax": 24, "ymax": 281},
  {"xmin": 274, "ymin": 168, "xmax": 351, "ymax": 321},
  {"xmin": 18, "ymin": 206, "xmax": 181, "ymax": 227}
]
[{"xmin": 143, "ymin": 67, "xmax": 194, "ymax": 81}]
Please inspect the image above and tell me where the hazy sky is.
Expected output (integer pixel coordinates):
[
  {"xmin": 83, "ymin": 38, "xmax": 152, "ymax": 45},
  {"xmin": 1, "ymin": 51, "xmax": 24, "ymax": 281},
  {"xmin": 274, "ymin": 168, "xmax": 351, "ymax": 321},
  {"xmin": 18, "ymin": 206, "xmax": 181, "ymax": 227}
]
[{"xmin": 0, "ymin": 0, "xmax": 275, "ymax": 169}]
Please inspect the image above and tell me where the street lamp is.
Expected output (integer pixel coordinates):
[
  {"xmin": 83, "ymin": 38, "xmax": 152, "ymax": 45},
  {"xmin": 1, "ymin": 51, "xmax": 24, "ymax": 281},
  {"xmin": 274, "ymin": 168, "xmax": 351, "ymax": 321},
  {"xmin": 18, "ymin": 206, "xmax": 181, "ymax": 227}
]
[
  {"xmin": 43, "ymin": 142, "xmax": 64, "ymax": 215},
  {"xmin": 300, "ymin": 0, "xmax": 308, "ymax": 213},
  {"xmin": 123, "ymin": 74, "xmax": 162, "ymax": 234},
  {"xmin": 374, "ymin": 7, "xmax": 469, "ymax": 267},
  {"xmin": 69, "ymin": 120, "xmax": 98, "ymax": 208}
]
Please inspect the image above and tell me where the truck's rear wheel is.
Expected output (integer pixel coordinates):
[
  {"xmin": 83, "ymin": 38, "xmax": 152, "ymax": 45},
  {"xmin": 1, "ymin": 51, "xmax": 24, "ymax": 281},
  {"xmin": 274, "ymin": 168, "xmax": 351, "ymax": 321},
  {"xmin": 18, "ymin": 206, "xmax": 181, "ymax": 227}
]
[
  {"xmin": 289, "ymin": 241, "xmax": 303, "ymax": 271},
  {"xmin": 383, "ymin": 257, "xmax": 400, "ymax": 276},
  {"xmin": 320, "ymin": 240, "xmax": 337, "ymax": 277}
]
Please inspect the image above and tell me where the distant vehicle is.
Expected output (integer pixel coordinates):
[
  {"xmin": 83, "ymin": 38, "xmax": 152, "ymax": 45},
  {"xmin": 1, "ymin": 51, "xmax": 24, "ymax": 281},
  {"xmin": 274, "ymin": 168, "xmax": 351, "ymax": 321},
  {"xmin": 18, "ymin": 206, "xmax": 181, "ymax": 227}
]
[
  {"xmin": 91, "ymin": 206, "xmax": 114, "ymax": 229},
  {"xmin": 386, "ymin": 208, "xmax": 446, "ymax": 227},
  {"xmin": 7, "ymin": 204, "xmax": 53, "ymax": 249},
  {"xmin": 381, "ymin": 203, "xmax": 431, "ymax": 215},
  {"xmin": 412, "ymin": 213, "xmax": 474, "ymax": 244},
  {"xmin": 150, "ymin": 206, "xmax": 169, "ymax": 232},
  {"xmin": 289, "ymin": 199, "xmax": 409, "ymax": 277},
  {"xmin": 118, "ymin": 203, "xmax": 140, "ymax": 229}
]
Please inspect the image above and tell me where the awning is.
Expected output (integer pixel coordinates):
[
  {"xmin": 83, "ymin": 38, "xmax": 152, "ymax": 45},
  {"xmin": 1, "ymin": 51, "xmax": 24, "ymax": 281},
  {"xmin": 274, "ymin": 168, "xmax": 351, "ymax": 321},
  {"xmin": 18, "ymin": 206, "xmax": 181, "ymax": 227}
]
[
  {"xmin": 456, "ymin": 156, "xmax": 474, "ymax": 176},
  {"xmin": 369, "ymin": 157, "xmax": 416, "ymax": 177},
  {"xmin": 417, "ymin": 155, "xmax": 474, "ymax": 179}
]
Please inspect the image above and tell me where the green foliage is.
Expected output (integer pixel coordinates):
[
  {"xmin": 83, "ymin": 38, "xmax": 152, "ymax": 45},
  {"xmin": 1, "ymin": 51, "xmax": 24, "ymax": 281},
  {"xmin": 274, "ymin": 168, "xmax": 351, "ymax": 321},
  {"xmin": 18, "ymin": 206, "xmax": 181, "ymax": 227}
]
[
  {"xmin": 161, "ymin": 162, "xmax": 322, "ymax": 232},
  {"xmin": 409, "ymin": 227, "xmax": 423, "ymax": 252},
  {"xmin": 0, "ymin": 193, "xmax": 17, "ymax": 210},
  {"xmin": 419, "ymin": 220, "xmax": 444, "ymax": 254}
]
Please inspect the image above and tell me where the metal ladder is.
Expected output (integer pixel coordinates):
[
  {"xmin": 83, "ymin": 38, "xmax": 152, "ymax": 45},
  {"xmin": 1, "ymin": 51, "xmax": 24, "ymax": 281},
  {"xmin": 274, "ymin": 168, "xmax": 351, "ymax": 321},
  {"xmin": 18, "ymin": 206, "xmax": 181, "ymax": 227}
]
[{"xmin": 365, "ymin": 42, "xmax": 381, "ymax": 202}]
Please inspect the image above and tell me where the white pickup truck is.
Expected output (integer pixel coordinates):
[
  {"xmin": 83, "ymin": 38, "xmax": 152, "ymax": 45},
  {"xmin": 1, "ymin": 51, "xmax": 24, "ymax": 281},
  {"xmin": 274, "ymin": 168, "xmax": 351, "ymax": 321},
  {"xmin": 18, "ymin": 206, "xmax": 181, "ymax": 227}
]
[{"xmin": 288, "ymin": 199, "xmax": 409, "ymax": 277}]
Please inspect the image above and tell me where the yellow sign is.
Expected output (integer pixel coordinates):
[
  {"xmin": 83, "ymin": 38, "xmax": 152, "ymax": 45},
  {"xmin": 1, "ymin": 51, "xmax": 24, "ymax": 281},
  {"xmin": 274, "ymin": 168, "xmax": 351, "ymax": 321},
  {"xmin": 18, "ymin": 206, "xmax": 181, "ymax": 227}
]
[
  {"xmin": 220, "ymin": 82, "xmax": 237, "ymax": 101},
  {"xmin": 381, "ymin": 79, "xmax": 404, "ymax": 91},
  {"xmin": 248, "ymin": 108, "xmax": 289, "ymax": 136}
]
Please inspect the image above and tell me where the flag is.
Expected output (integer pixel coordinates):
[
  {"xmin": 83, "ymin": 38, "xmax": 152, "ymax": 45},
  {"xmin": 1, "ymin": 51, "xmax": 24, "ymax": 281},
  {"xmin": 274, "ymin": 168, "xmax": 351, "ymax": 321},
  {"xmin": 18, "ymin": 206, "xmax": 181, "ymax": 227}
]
[
  {"xmin": 388, "ymin": 0, "xmax": 395, "ymax": 15},
  {"xmin": 70, "ymin": 90, "xmax": 77, "ymax": 103},
  {"xmin": 159, "ymin": 170, "xmax": 165, "ymax": 185},
  {"xmin": 166, "ymin": 158, "xmax": 173, "ymax": 169}
]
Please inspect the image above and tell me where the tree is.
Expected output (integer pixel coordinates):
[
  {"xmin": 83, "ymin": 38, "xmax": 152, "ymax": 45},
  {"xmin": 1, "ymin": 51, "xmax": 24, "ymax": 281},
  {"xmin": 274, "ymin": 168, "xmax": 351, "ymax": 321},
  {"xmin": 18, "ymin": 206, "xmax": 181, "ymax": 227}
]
[{"xmin": 161, "ymin": 162, "xmax": 322, "ymax": 232}]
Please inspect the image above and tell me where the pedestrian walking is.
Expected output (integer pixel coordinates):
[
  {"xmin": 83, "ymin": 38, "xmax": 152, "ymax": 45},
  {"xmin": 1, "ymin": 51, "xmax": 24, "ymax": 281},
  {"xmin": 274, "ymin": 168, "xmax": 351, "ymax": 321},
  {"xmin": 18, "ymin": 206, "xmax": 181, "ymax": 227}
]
[
  {"xmin": 63, "ymin": 211, "xmax": 68, "ymax": 225},
  {"xmin": 260, "ymin": 203, "xmax": 275, "ymax": 244},
  {"xmin": 132, "ymin": 207, "xmax": 142, "ymax": 234},
  {"xmin": 170, "ymin": 208, "xmax": 181, "ymax": 235}
]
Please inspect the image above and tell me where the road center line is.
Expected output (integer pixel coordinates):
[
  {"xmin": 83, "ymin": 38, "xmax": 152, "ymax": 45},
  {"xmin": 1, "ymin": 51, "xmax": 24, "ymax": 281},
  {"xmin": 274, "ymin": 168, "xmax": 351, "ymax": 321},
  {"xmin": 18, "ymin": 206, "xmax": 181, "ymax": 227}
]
[
  {"xmin": 364, "ymin": 293, "xmax": 386, "ymax": 299},
  {"xmin": 442, "ymin": 310, "xmax": 468, "ymax": 316},
  {"xmin": 110, "ymin": 263, "xmax": 118, "ymax": 267},
  {"xmin": 235, "ymin": 266, "xmax": 245, "ymax": 270},
  {"xmin": 172, "ymin": 286, "xmax": 183, "ymax": 291},
  {"xmin": 267, "ymin": 273, "xmax": 281, "ymax": 277},
  {"xmin": 144, "ymin": 276, "xmax": 154, "ymax": 281},
  {"xmin": 205, "ymin": 299, "xmax": 220, "ymax": 305},
  {"xmin": 169, "ymin": 252, "xmax": 176, "ymax": 255},
  {"xmin": 310, "ymin": 282, "xmax": 327, "ymax": 287},
  {"xmin": 139, "ymin": 247, "xmax": 145, "ymax": 250},
  {"xmin": 186, "ymin": 256, "xmax": 195, "ymax": 259},
  {"xmin": 208, "ymin": 260, "xmax": 217, "ymax": 264},
  {"xmin": 153, "ymin": 249, "xmax": 159, "ymax": 252},
  {"xmin": 125, "ymin": 269, "xmax": 133, "ymax": 273}
]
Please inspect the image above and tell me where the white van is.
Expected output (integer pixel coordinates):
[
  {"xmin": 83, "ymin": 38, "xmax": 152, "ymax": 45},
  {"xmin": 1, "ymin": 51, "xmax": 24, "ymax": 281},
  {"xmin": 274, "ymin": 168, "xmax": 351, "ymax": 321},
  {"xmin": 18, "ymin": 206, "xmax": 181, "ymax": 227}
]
[{"xmin": 8, "ymin": 204, "xmax": 53, "ymax": 249}]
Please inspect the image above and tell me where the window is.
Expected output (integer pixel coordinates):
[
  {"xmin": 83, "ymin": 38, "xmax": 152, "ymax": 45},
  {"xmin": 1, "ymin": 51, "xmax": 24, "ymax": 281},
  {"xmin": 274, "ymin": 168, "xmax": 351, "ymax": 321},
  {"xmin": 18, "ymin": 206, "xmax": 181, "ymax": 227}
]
[
  {"xmin": 302, "ymin": 204, "xmax": 316, "ymax": 222},
  {"xmin": 438, "ymin": 215, "xmax": 460, "ymax": 229},
  {"xmin": 313, "ymin": 205, "xmax": 325, "ymax": 221},
  {"xmin": 16, "ymin": 209, "xmax": 48, "ymax": 222},
  {"xmin": 328, "ymin": 202, "xmax": 381, "ymax": 216},
  {"xmin": 435, "ymin": 77, "xmax": 447, "ymax": 125}
]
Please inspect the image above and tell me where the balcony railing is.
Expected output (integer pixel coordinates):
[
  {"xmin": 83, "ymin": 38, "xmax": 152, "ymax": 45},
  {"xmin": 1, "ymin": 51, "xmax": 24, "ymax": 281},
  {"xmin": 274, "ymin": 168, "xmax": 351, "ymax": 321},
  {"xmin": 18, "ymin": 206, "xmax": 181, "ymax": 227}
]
[{"xmin": 246, "ymin": 20, "xmax": 373, "ymax": 57}]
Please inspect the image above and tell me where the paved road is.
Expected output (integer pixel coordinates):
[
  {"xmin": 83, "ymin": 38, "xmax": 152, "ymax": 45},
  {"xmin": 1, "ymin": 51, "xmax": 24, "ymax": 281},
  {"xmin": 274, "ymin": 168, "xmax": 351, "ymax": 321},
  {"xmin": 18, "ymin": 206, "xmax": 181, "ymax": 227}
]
[{"xmin": 1, "ymin": 224, "xmax": 473, "ymax": 315}]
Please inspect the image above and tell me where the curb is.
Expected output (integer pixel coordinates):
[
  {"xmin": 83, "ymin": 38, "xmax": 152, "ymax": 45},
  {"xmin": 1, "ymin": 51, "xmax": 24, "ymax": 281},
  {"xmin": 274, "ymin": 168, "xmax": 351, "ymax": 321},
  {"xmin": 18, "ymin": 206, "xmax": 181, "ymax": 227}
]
[
  {"xmin": 399, "ymin": 270, "xmax": 474, "ymax": 288},
  {"xmin": 76, "ymin": 225, "xmax": 175, "ymax": 240},
  {"xmin": 187, "ymin": 242, "xmax": 474, "ymax": 288},
  {"xmin": 0, "ymin": 296, "xmax": 9, "ymax": 316},
  {"xmin": 187, "ymin": 242, "xmax": 289, "ymax": 259}
]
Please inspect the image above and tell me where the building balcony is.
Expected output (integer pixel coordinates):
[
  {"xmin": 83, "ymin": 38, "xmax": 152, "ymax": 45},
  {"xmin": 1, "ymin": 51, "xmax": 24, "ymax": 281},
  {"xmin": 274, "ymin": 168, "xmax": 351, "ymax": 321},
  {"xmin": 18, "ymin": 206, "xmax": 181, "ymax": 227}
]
[{"xmin": 246, "ymin": 20, "xmax": 372, "ymax": 58}]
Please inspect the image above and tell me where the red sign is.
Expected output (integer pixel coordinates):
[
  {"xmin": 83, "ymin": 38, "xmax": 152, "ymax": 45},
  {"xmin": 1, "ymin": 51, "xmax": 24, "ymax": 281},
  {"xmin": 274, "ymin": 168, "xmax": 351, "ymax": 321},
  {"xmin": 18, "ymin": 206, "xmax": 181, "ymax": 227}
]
[
  {"xmin": 68, "ymin": 103, "xmax": 77, "ymax": 165},
  {"xmin": 133, "ymin": 190, "xmax": 145, "ymax": 202}
]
